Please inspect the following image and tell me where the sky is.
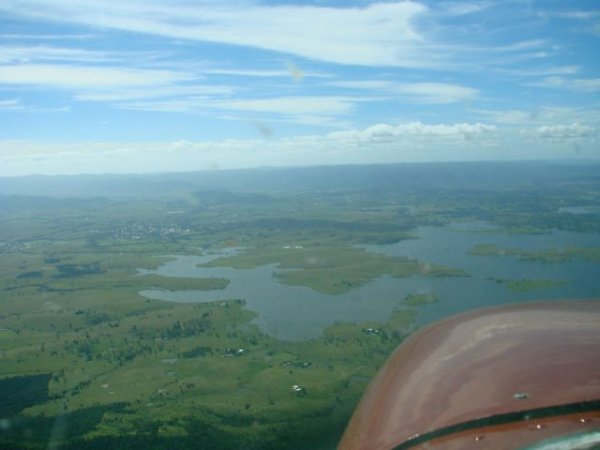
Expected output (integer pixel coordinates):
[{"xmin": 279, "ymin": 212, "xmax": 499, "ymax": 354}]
[{"xmin": 0, "ymin": 0, "xmax": 598, "ymax": 176}]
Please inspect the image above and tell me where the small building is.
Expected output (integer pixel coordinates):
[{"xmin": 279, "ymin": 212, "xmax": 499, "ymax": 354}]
[
  {"xmin": 291, "ymin": 384, "xmax": 307, "ymax": 395},
  {"xmin": 361, "ymin": 327, "xmax": 381, "ymax": 336},
  {"xmin": 223, "ymin": 348, "xmax": 246, "ymax": 357}
]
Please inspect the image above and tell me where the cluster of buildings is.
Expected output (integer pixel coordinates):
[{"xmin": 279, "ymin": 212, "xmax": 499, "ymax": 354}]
[{"xmin": 110, "ymin": 222, "xmax": 191, "ymax": 240}]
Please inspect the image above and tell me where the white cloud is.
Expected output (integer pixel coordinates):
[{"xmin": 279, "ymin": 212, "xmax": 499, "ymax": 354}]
[
  {"xmin": 496, "ymin": 39, "xmax": 548, "ymax": 51},
  {"xmin": 439, "ymin": 2, "xmax": 490, "ymax": 17},
  {"xmin": 113, "ymin": 98, "xmax": 209, "ymax": 114},
  {"xmin": 497, "ymin": 65, "xmax": 581, "ymax": 77},
  {"xmin": 552, "ymin": 10, "xmax": 600, "ymax": 21},
  {"xmin": 0, "ymin": 1, "xmax": 439, "ymax": 68},
  {"xmin": 0, "ymin": 62, "xmax": 236, "ymax": 113},
  {"xmin": 0, "ymin": 97, "xmax": 70, "ymax": 112},
  {"xmin": 553, "ymin": 10, "xmax": 600, "ymax": 36},
  {"xmin": 0, "ymin": 33, "xmax": 95, "ymax": 40},
  {"xmin": 3, "ymin": 118, "xmax": 599, "ymax": 177},
  {"xmin": 570, "ymin": 78, "xmax": 600, "ymax": 92},
  {"xmin": 0, "ymin": 98, "xmax": 23, "ymax": 110},
  {"xmin": 530, "ymin": 76, "xmax": 600, "ymax": 92},
  {"xmin": 115, "ymin": 95, "xmax": 359, "ymax": 127},
  {"xmin": 202, "ymin": 66, "xmax": 328, "ymax": 79},
  {"xmin": 331, "ymin": 80, "xmax": 477, "ymax": 104},
  {"xmin": 213, "ymin": 96, "xmax": 356, "ymax": 116},
  {"xmin": 534, "ymin": 123, "xmax": 596, "ymax": 140},
  {"xmin": 74, "ymin": 85, "xmax": 234, "ymax": 102},
  {"xmin": 395, "ymin": 83, "xmax": 477, "ymax": 103},
  {"xmin": 472, "ymin": 107, "xmax": 600, "ymax": 131},
  {"xmin": 0, "ymin": 45, "xmax": 115, "ymax": 64},
  {"xmin": 203, "ymin": 69, "xmax": 295, "ymax": 78},
  {"xmin": 328, "ymin": 121, "xmax": 496, "ymax": 143},
  {"xmin": 0, "ymin": 63, "xmax": 192, "ymax": 88},
  {"xmin": 474, "ymin": 109, "xmax": 533, "ymax": 125}
]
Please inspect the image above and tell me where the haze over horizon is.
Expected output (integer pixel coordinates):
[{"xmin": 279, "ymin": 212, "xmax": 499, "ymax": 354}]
[{"xmin": 1, "ymin": 0, "xmax": 598, "ymax": 176}]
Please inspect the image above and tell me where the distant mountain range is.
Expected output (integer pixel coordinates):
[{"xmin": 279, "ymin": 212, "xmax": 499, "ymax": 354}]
[{"xmin": 1, "ymin": 160, "xmax": 598, "ymax": 199}]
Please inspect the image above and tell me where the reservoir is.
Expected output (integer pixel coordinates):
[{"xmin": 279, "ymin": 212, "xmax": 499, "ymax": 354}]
[{"xmin": 141, "ymin": 224, "xmax": 600, "ymax": 341}]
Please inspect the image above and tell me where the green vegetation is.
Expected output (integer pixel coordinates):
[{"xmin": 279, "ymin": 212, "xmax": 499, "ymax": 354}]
[
  {"xmin": 519, "ymin": 247, "xmax": 600, "ymax": 264},
  {"xmin": 1, "ymin": 162, "xmax": 599, "ymax": 449},
  {"xmin": 487, "ymin": 277, "xmax": 569, "ymax": 292},
  {"xmin": 135, "ymin": 274, "xmax": 229, "ymax": 291},
  {"xmin": 0, "ymin": 199, "xmax": 422, "ymax": 448},
  {"xmin": 205, "ymin": 245, "xmax": 466, "ymax": 294},
  {"xmin": 0, "ymin": 290, "xmax": 415, "ymax": 449},
  {"xmin": 469, "ymin": 243, "xmax": 504, "ymax": 256},
  {"xmin": 402, "ymin": 293, "xmax": 438, "ymax": 306},
  {"xmin": 0, "ymin": 374, "xmax": 52, "ymax": 417}
]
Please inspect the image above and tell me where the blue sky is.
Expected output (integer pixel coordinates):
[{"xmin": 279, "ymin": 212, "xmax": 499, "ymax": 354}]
[{"xmin": 0, "ymin": 0, "xmax": 598, "ymax": 175}]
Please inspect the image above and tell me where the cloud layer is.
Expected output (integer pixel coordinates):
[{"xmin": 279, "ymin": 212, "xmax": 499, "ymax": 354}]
[
  {"xmin": 3, "ymin": 120, "xmax": 597, "ymax": 177},
  {"xmin": 0, "ymin": 1, "xmax": 435, "ymax": 68},
  {"xmin": 0, "ymin": 1, "xmax": 598, "ymax": 175}
]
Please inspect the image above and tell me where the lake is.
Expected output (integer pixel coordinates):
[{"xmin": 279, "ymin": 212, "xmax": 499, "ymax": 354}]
[{"xmin": 140, "ymin": 223, "xmax": 600, "ymax": 341}]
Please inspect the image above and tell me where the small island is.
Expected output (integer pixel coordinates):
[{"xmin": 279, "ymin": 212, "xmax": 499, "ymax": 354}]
[
  {"xmin": 203, "ymin": 245, "xmax": 466, "ymax": 295},
  {"xmin": 402, "ymin": 293, "xmax": 439, "ymax": 306},
  {"xmin": 487, "ymin": 277, "xmax": 568, "ymax": 292},
  {"xmin": 136, "ymin": 274, "xmax": 230, "ymax": 291}
]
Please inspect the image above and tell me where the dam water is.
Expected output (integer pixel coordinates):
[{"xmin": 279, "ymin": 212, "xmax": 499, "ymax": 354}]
[{"xmin": 141, "ymin": 223, "xmax": 600, "ymax": 341}]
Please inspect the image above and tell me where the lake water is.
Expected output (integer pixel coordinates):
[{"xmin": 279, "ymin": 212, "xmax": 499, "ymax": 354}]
[
  {"xmin": 558, "ymin": 206, "xmax": 600, "ymax": 215},
  {"xmin": 140, "ymin": 224, "xmax": 600, "ymax": 341}
]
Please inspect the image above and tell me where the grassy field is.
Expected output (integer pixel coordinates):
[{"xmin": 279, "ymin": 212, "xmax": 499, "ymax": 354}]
[
  {"xmin": 0, "ymin": 280, "xmax": 416, "ymax": 449},
  {"xmin": 0, "ymin": 224, "xmax": 420, "ymax": 449}
]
